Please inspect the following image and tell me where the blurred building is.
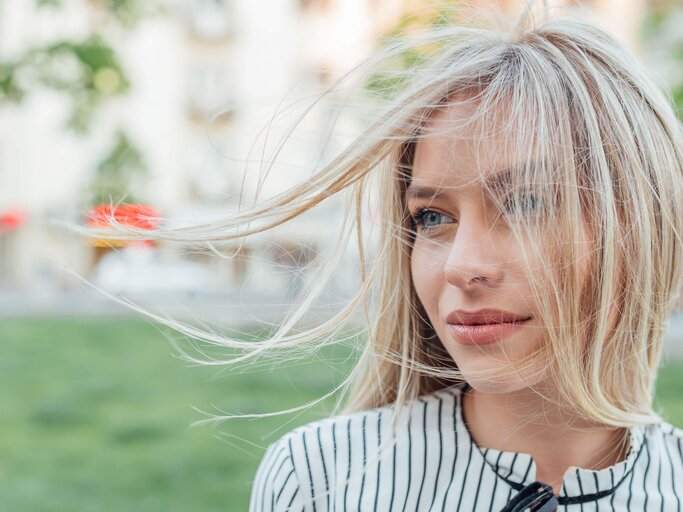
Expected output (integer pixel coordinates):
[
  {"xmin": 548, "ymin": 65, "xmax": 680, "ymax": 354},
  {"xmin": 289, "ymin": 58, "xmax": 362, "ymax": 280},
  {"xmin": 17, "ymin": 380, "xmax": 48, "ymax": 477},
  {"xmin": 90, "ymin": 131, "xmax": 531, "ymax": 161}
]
[
  {"xmin": 457, "ymin": 0, "xmax": 647, "ymax": 50},
  {"xmin": 0, "ymin": 0, "xmax": 394, "ymax": 297},
  {"xmin": 0, "ymin": 0, "xmax": 679, "ymax": 308}
]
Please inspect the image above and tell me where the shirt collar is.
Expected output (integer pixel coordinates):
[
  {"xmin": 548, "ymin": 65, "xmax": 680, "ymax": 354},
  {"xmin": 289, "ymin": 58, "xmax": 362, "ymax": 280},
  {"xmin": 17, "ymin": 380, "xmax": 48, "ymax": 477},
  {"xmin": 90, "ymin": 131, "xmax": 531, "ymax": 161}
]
[{"xmin": 450, "ymin": 381, "xmax": 648, "ymax": 503}]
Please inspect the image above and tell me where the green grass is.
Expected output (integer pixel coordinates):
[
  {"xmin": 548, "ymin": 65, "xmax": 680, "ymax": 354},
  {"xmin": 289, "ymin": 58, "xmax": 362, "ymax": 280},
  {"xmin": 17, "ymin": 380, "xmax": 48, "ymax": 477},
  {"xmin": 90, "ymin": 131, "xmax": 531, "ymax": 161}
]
[
  {"xmin": 0, "ymin": 316, "xmax": 681, "ymax": 511},
  {"xmin": 0, "ymin": 316, "xmax": 356, "ymax": 511}
]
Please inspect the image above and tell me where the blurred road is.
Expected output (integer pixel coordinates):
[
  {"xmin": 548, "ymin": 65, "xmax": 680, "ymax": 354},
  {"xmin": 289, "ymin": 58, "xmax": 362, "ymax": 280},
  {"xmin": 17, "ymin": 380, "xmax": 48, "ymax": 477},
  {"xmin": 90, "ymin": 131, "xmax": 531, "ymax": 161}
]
[
  {"xmin": 1, "ymin": 285, "xmax": 682, "ymax": 359},
  {"xmin": 0, "ymin": 284, "xmax": 354, "ymax": 325}
]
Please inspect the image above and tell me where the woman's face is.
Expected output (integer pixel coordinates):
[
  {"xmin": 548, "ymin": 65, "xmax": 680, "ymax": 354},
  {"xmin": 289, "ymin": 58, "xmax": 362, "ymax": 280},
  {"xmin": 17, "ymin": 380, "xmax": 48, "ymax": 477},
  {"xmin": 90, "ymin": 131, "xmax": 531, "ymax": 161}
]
[{"xmin": 408, "ymin": 103, "xmax": 590, "ymax": 394}]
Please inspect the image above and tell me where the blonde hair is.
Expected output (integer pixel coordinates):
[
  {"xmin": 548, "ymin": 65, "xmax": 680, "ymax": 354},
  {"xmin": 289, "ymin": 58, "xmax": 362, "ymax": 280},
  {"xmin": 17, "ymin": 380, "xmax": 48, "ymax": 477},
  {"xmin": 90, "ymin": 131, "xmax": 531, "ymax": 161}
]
[{"xmin": 56, "ymin": 1, "xmax": 683, "ymax": 431}]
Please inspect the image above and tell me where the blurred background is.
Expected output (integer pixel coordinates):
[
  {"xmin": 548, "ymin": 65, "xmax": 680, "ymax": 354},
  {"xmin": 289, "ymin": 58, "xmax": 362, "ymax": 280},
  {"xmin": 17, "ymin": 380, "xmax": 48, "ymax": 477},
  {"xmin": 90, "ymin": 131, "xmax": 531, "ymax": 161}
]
[{"xmin": 0, "ymin": 0, "xmax": 682, "ymax": 510}]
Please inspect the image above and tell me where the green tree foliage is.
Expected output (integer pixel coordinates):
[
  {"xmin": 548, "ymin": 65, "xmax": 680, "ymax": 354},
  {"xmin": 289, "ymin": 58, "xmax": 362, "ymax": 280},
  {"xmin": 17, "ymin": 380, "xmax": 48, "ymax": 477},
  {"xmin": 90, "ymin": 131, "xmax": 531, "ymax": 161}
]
[
  {"xmin": 641, "ymin": 3, "xmax": 683, "ymax": 118},
  {"xmin": 0, "ymin": 36, "xmax": 130, "ymax": 133},
  {"xmin": 369, "ymin": 1, "xmax": 683, "ymax": 122},
  {"xmin": 0, "ymin": 0, "xmax": 161, "ymax": 132},
  {"xmin": 365, "ymin": 2, "xmax": 463, "ymax": 100},
  {"xmin": 36, "ymin": 0, "xmax": 162, "ymax": 30},
  {"xmin": 0, "ymin": 0, "xmax": 164, "ymax": 207},
  {"xmin": 84, "ymin": 129, "xmax": 147, "ymax": 207}
]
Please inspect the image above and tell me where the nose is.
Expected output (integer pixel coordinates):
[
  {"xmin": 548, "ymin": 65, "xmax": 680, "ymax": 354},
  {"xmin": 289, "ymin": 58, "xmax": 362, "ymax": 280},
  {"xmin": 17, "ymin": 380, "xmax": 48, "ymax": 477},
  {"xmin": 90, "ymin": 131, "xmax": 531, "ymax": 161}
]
[{"xmin": 443, "ymin": 219, "xmax": 504, "ymax": 291}]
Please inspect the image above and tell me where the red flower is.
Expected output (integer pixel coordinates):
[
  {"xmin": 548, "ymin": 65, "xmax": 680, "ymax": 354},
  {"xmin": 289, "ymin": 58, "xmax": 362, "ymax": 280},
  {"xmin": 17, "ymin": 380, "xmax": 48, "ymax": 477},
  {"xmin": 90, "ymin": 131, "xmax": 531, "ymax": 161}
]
[
  {"xmin": 0, "ymin": 207, "xmax": 29, "ymax": 232},
  {"xmin": 86, "ymin": 203, "xmax": 161, "ymax": 230}
]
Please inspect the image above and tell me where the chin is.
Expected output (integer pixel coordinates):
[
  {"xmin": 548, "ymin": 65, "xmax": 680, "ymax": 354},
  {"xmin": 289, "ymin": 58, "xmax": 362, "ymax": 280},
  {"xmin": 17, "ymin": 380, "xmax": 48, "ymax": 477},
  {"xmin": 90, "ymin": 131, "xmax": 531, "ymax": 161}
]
[
  {"xmin": 461, "ymin": 363, "xmax": 548, "ymax": 394},
  {"xmin": 463, "ymin": 375, "xmax": 526, "ymax": 394}
]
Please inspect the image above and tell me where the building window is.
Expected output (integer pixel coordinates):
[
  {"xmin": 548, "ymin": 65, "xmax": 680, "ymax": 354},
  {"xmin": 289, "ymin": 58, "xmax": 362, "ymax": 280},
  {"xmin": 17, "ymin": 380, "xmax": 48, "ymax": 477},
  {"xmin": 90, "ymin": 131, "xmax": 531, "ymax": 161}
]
[
  {"xmin": 299, "ymin": 0, "xmax": 334, "ymax": 13},
  {"xmin": 184, "ymin": 0, "xmax": 234, "ymax": 41}
]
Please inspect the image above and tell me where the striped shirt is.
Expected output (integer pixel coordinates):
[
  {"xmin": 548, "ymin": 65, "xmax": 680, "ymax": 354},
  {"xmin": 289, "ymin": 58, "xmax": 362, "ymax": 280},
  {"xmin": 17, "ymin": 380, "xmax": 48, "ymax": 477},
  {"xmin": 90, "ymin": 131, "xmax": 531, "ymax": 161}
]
[{"xmin": 249, "ymin": 381, "xmax": 683, "ymax": 511}]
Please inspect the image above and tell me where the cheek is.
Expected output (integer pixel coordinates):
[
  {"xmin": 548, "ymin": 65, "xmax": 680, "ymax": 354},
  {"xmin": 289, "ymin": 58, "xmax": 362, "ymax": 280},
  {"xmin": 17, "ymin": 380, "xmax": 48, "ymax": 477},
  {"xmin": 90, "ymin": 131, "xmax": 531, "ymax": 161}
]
[{"xmin": 410, "ymin": 243, "xmax": 444, "ymax": 314}]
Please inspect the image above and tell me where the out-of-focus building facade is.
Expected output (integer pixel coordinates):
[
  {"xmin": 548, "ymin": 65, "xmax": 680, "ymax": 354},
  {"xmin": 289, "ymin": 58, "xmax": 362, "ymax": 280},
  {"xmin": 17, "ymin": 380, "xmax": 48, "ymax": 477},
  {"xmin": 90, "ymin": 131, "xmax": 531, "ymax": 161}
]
[
  {"xmin": 456, "ymin": 0, "xmax": 648, "ymax": 50},
  {"xmin": 0, "ymin": 0, "xmax": 679, "ymax": 308},
  {"xmin": 0, "ymin": 0, "xmax": 392, "ymax": 297}
]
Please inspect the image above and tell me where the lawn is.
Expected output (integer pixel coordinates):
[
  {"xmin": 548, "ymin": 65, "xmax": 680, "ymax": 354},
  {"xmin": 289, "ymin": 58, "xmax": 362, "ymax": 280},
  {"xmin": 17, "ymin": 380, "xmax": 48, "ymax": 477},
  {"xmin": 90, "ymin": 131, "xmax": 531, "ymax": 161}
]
[{"xmin": 0, "ymin": 316, "xmax": 681, "ymax": 511}]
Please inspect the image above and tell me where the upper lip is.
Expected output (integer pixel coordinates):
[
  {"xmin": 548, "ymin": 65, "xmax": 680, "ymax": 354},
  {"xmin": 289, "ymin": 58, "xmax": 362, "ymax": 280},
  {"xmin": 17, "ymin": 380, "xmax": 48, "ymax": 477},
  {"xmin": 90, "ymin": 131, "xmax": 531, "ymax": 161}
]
[{"xmin": 446, "ymin": 308, "xmax": 531, "ymax": 326}]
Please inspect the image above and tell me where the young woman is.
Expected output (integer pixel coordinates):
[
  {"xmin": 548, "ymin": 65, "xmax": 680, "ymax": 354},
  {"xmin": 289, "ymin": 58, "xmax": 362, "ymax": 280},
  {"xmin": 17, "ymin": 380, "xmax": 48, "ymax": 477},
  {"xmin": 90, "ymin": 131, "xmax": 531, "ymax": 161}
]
[
  {"xmin": 243, "ymin": 6, "xmax": 683, "ymax": 512},
  {"xmin": 65, "ymin": 2, "xmax": 683, "ymax": 511}
]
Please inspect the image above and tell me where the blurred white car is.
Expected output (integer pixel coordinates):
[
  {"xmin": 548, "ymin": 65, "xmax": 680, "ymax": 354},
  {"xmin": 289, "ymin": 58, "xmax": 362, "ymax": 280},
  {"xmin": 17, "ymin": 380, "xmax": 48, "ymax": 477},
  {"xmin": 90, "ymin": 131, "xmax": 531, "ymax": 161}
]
[{"xmin": 91, "ymin": 245, "xmax": 216, "ymax": 296}]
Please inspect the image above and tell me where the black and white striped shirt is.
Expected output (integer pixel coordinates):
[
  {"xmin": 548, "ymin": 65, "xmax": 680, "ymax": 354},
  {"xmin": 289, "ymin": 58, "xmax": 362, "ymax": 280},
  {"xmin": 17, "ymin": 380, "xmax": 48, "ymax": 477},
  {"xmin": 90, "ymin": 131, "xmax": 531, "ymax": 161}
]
[{"xmin": 249, "ymin": 381, "xmax": 683, "ymax": 511}]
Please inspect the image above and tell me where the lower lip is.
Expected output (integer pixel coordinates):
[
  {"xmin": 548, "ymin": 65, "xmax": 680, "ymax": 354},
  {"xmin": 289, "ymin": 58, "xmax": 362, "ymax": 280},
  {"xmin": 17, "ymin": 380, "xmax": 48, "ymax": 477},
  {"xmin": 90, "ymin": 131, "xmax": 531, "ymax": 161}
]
[{"xmin": 448, "ymin": 318, "xmax": 531, "ymax": 345}]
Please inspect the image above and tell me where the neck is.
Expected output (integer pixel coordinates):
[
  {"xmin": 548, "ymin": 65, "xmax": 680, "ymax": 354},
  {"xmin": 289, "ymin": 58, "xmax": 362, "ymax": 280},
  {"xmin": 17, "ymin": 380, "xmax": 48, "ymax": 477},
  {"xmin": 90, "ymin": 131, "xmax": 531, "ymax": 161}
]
[{"xmin": 460, "ymin": 384, "xmax": 630, "ymax": 495}]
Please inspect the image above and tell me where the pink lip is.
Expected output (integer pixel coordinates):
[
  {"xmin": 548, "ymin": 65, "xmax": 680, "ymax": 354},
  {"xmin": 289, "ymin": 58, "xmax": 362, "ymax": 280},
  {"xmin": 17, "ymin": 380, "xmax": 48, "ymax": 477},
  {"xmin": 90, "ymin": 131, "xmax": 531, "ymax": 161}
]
[
  {"xmin": 447, "ymin": 318, "xmax": 531, "ymax": 345},
  {"xmin": 446, "ymin": 308, "xmax": 531, "ymax": 325}
]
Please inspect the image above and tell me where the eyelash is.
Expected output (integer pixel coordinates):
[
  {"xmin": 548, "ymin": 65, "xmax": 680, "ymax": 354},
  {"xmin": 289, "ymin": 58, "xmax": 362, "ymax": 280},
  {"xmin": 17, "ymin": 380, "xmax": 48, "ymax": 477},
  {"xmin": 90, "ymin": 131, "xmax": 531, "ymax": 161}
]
[
  {"xmin": 409, "ymin": 193, "xmax": 542, "ymax": 232},
  {"xmin": 409, "ymin": 208, "xmax": 454, "ymax": 232}
]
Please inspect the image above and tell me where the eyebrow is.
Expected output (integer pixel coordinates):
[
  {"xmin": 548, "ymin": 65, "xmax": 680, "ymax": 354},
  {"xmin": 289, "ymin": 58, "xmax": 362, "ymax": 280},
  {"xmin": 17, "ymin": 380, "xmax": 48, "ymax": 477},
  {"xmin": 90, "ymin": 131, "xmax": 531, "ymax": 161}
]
[{"xmin": 405, "ymin": 167, "xmax": 517, "ymax": 200}]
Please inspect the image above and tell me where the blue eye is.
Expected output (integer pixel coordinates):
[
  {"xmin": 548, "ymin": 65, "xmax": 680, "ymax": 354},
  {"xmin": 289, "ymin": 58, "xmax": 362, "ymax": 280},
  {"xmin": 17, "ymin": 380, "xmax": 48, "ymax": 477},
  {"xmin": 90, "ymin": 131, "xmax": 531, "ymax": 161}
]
[
  {"xmin": 503, "ymin": 192, "xmax": 541, "ymax": 216},
  {"xmin": 410, "ymin": 208, "xmax": 455, "ymax": 231}
]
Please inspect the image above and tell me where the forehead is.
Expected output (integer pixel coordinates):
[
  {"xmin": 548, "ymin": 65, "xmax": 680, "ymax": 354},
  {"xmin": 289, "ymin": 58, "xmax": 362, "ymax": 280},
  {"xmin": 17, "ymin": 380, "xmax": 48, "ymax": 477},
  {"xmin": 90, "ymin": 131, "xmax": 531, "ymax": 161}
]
[{"xmin": 410, "ymin": 100, "xmax": 526, "ymax": 189}]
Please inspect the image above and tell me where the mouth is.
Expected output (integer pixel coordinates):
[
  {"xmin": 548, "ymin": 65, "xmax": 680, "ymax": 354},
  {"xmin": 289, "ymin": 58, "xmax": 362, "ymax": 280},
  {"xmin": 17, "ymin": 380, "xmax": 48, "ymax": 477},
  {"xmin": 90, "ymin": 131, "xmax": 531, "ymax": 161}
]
[
  {"xmin": 447, "ymin": 316, "xmax": 532, "ymax": 345},
  {"xmin": 456, "ymin": 317, "xmax": 532, "ymax": 326}
]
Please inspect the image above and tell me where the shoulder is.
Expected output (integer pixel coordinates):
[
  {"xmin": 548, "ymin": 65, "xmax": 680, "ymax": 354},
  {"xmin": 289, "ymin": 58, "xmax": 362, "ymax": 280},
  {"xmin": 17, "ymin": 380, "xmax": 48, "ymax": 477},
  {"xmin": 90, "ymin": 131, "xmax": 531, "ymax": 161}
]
[
  {"xmin": 646, "ymin": 419, "xmax": 683, "ymax": 452},
  {"xmin": 658, "ymin": 420, "xmax": 683, "ymax": 438},
  {"xmin": 249, "ymin": 385, "xmax": 465, "ymax": 511},
  {"xmin": 250, "ymin": 428, "xmax": 303, "ymax": 512},
  {"xmin": 633, "ymin": 418, "xmax": 683, "ymax": 475},
  {"xmin": 250, "ymin": 408, "xmax": 392, "ymax": 512},
  {"xmin": 277, "ymin": 384, "xmax": 464, "ymax": 457},
  {"xmin": 645, "ymin": 419, "xmax": 683, "ymax": 441}
]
